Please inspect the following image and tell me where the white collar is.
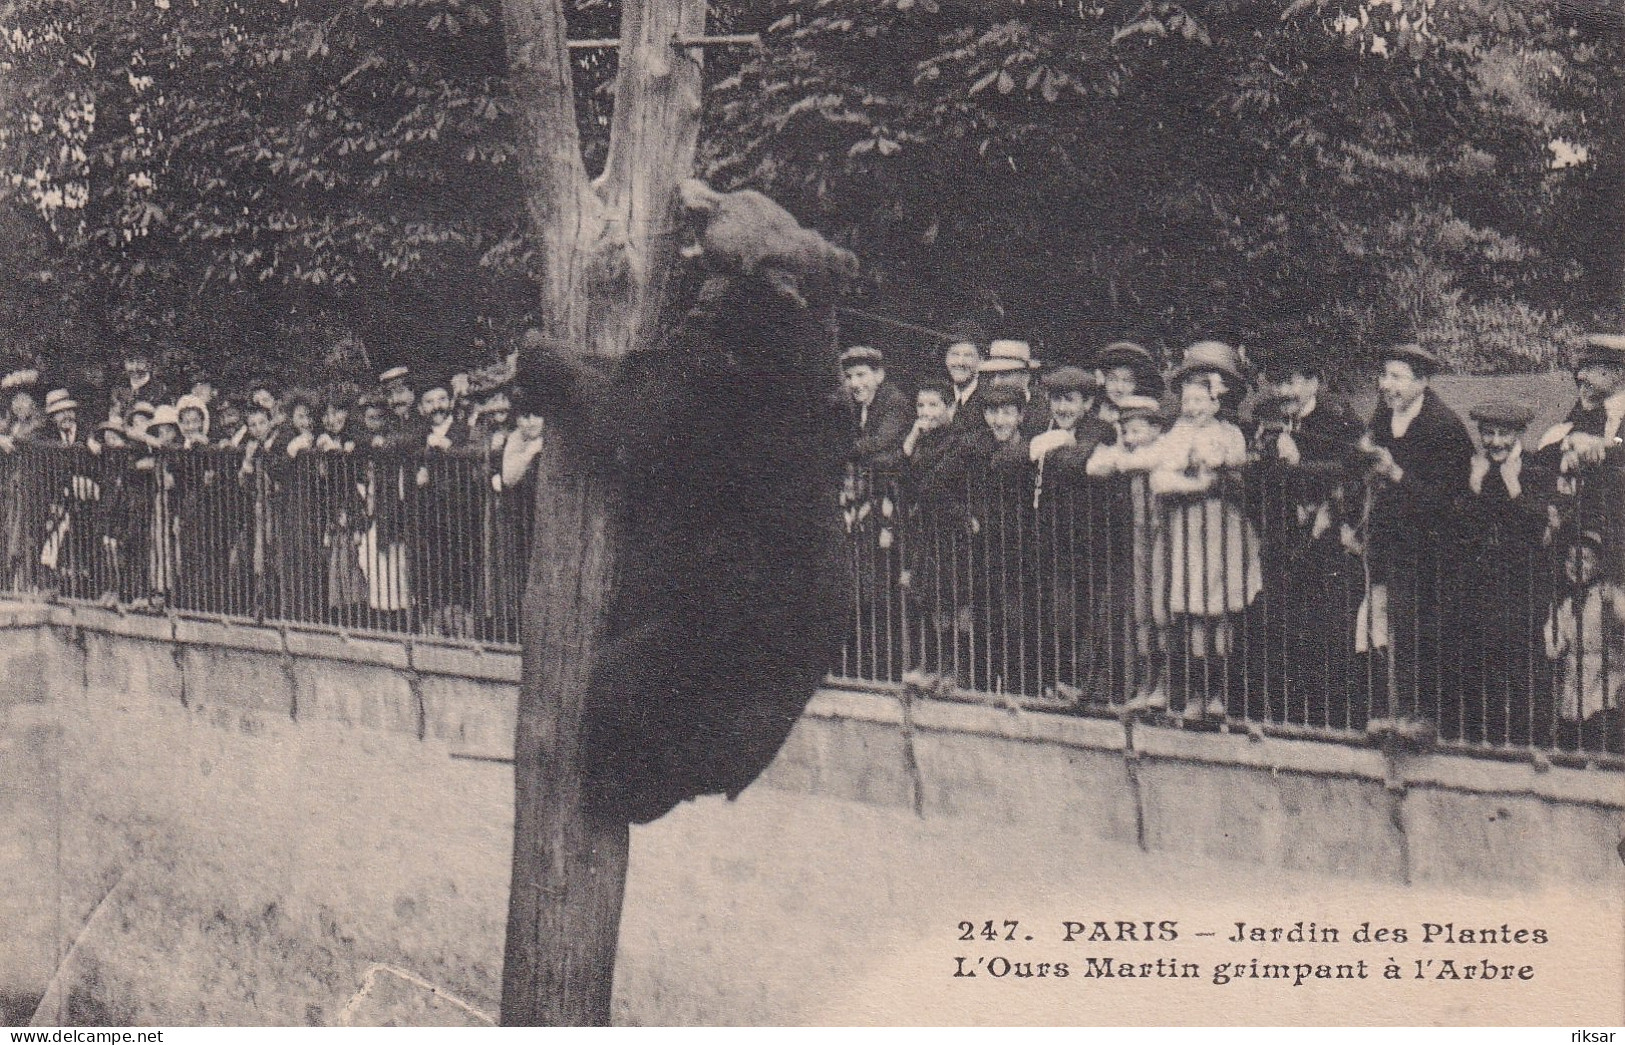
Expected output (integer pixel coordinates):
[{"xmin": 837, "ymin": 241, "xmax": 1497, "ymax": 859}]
[
  {"xmin": 1296, "ymin": 395, "xmax": 1318, "ymax": 420},
  {"xmin": 956, "ymin": 377, "xmax": 978, "ymax": 404},
  {"xmin": 1389, "ymin": 392, "xmax": 1426, "ymax": 438}
]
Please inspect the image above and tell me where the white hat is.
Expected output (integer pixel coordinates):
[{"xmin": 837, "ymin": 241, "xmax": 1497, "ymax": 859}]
[
  {"xmin": 379, "ymin": 365, "xmax": 411, "ymax": 385},
  {"xmin": 149, "ymin": 404, "xmax": 181, "ymax": 428},
  {"xmin": 43, "ymin": 388, "xmax": 78, "ymax": 415},
  {"xmin": 2, "ymin": 369, "xmax": 39, "ymax": 390},
  {"xmin": 978, "ymin": 339, "xmax": 1041, "ymax": 373}
]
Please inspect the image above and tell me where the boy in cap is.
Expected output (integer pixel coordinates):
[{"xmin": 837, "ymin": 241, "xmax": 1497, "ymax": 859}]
[
  {"xmin": 1457, "ymin": 397, "xmax": 1552, "ymax": 745},
  {"xmin": 1544, "ymin": 527, "xmax": 1624, "ymax": 754},
  {"xmin": 1026, "ymin": 366, "xmax": 1115, "ymax": 702},
  {"xmin": 840, "ymin": 345, "xmax": 913, "ymax": 470},
  {"xmin": 978, "ymin": 339, "xmax": 1050, "ymax": 439},
  {"xmin": 1357, "ymin": 342, "xmax": 1474, "ymax": 738}
]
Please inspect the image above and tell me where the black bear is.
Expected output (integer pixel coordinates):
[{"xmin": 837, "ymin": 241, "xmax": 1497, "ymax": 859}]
[{"xmin": 518, "ymin": 180, "xmax": 859, "ymax": 825}]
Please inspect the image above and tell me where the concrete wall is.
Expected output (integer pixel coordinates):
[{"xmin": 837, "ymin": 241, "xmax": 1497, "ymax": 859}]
[{"xmin": 1, "ymin": 602, "xmax": 1621, "ymax": 1025}]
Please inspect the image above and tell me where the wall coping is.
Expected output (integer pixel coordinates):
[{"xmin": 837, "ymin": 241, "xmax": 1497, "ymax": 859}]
[
  {"xmin": 3, "ymin": 599, "xmax": 1620, "ymax": 811},
  {"xmin": 805, "ymin": 688, "xmax": 1625, "ymax": 812}
]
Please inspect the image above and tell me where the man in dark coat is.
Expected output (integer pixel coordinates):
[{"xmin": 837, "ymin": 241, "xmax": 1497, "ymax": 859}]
[
  {"xmin": 1358, "ymin": 343, "xmax": 1475, "ymax": 737},
  {"xmin": 1531, "ymin": 332, "xmax": 1625, "ymax": 576},
  {"xmin": 930, "ymin": 383, "xmax": 1034, "ymax": 694},
  {"xmin": 1250, "ymin": 343, "xmax": 1365, "ymax": 729},
  {"xmin": 1027, "ymin": 366, "xmax": 1116, "ymax": 702},
  {"xmin": 841, "ymin": 345, "xmax": 912, "ymax": 471},
  {"xmin": 942, "ymin": 319, "xmax": 989, "ymax": 437},
  {"xmin": 838, "ymin": 344, "xmax": 913, "ymax": 679},
  {"xmin": 1456, "ymin": 398, "xmax": 1554, "ymax": 747}
]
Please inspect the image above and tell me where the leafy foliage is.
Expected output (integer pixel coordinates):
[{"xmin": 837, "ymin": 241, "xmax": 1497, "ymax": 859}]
[{"xmin": 0, "ymin": 0, "xmax": 1620, "ymax": 387}]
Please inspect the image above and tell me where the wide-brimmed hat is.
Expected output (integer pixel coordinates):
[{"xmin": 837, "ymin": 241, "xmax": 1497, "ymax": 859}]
[
  {"xmin": 2, "ymin": 369, "xmax": 39, "ymax": 391},
  {"xmin": 1376, "ymin": 342, "xmax": 1445, "ymax": 377},
  {"xmin": 149, "ymin": 404, "xmax": 181, "ymax": 429},
  {"xmin": 1468, "ymin": 397, "xmax": 1535, "ymax": 430},
  {"xmin": 43, "ymin": 388, "xmax": 78, "ymax": 415},
  {"xmin": 978, "ymin": 339, "xmax": 1041, "ymax": 373},
  {"xmin": 1171, "ymin": 340, "xmax": 1243, "ymax": 385},
  {"xmin": 1041, "ymin": 366, "xmax": 1097, "ymax": 395},
  {"xmin": 1575, "ymin": 332, "xmax": 1625, "ymax": 370},
  {"xmin": 378, "ymin": 365, "xmax": 411, "ymax": 385}
]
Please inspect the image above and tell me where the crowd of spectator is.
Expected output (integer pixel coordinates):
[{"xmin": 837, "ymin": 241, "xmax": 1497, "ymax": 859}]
[
  {"xmin": 837, "ymin": 325, "xmax": 1624, "ymax": 756},
  {"xmin": 0, "ymin": 353, "xmax": 545, "ymax": 641},
  {"xmin": 0, "ymin": 327, "xmax": 1618, "ymax": 757}
]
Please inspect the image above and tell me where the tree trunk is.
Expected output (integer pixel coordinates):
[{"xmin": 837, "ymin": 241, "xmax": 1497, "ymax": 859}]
[{"xmin": 497, "ymin": 0, "xmax": 706, "ymax": 1026}]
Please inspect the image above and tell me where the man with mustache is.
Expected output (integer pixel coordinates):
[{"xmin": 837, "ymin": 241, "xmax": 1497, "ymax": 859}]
[{"xmin": 1533, "ymin": 333, "xmax": 1625, "ymax": 575}]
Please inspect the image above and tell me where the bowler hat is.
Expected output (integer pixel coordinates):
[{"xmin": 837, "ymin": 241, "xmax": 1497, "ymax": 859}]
[
  {"xmin": 839, "ymin": 345, "xmax": 885, "ymax": 368},
  {"xmin": 943, "ymin": 319, "xmax": 987, "ymax": 349},
  {"xmin": 43, "ymin": 388, "xmax": 78, "ymax": 415},
  {"xmin": 1171, "ymin": 340, "xmax": 1243, "ymax": 385},
  {"xmin": 978, "ymin": 339, "xmax": 1041, "ymax": 373},
  {"xmin": 981, "ymin": 384, "xmax": 1025, "ymax": 409},
  {"xmin": 1041, "ymin": 366, "xmax": 1097, "ymax": 395},
  {"xmin": 1377, "ymin": 342, "xmax": 1445, "ymax": 377},
  {"xmin": 1576, "ymin": 333, "xmax": 1625, "ymax": 370},
  {"xmin": 1468, "ymin": 398, "xmax": 1536, "ymax": 430}
]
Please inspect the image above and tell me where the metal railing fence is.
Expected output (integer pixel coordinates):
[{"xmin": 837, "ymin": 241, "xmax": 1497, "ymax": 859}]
[
  {"xmin": 838, "ymin": 458, "xmax": 1622, "ymax": 766},
  {"xmin": 0, "ymin": 438, "xmax": 1617, "ymax": 767}
]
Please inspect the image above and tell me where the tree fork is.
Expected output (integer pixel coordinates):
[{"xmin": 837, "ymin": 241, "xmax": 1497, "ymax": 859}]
[{"xmin": 498, "ymin": 0, "xmax": 706, "ymax": 1026}]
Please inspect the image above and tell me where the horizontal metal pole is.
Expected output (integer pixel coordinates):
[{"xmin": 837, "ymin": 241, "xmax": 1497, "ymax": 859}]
[{"xmin": 566, "ymin": 33, "xmax": 762, "ymax": 50}]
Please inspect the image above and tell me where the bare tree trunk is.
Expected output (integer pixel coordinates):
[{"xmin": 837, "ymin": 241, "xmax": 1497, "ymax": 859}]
[{"xmin": 497, "ymin": 0, "xmax": 706, "ymax": 1026}]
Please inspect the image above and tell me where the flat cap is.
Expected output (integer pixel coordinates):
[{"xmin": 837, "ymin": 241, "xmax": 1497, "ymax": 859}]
[
  {"xmin": 1116, "ymin": 394, "xmax": 1172, "ymax": 427},
  {"xmin": 1094, "ymin": 341, "xmax": 1156, "ymax": 371},
  {"xmin": 839, "ymin": 345, "xmax": 885, "ymax": 368},
  {"xmin": 1376, "ymin": 342, "xmax": 1445, "ymax": 376},
  {"xmin": 1576, "ymin": 333, "xmax": 1625, "ymax": 369},
  {"xmin": 1041, "ymin": 366, "xmax": 1097, "ymax": 395},
  {"xmin": 1468, "ymin": 398, "xmax": 1536, "ymax": 429}
]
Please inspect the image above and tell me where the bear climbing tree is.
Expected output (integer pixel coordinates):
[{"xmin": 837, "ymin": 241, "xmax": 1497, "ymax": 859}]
[{"xmin": 496, "ymin": 0, "xmax": 857, "ymax": 1026}]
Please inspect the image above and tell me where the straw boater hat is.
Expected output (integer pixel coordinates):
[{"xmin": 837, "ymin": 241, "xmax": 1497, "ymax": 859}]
[
  {"xmin": 43, "ymin": 388, "xmax": 78, "ymax": 415},
  {"xmin": 978, "ymin": 339, "xmax": 1041, "ymax": 374},
  {"xmin": 1575, "ymin": 332, "xmax": 1625, "ymax": 370},
  {"xmin": 2, "ymin": 369, "xmax": 39, "ymax": 391},
  {"xmin": 1468, "ymin": 398, "xmax": 1536, "ymax": 431},
  {"xmin": 149, "ymin": 404, "xmax": 181, "ymax": 429},
  {"xmin": 378, "ymin": 365, "xmax": 411, "ymax": 385},
  {"xmin": 1171, "ymin": 340, "xmax": 1244, "ymax": 385},
  {"xmin": 1377, "ymin": 342, "xmax": 1445, "ymax": 377}
]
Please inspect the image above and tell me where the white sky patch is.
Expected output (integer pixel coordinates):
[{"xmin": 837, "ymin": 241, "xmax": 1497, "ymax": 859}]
[{"xmin": 1549, "ymin": 138, "xmax": 1588, "ymax": 168}]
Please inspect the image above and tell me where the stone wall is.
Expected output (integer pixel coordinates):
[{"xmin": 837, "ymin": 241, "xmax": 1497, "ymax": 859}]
[{"xmin": 0, "ymin": 602, "xmax": 1620, "ymax": 1025}]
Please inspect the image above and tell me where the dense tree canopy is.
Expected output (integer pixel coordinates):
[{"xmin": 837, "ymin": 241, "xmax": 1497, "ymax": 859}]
[{"xmin": 0, "ymin": 0, "xmax": 1619, "ymax": 388}]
